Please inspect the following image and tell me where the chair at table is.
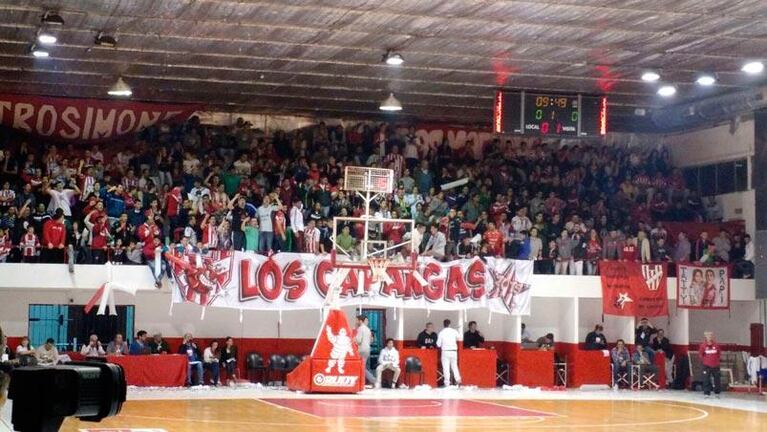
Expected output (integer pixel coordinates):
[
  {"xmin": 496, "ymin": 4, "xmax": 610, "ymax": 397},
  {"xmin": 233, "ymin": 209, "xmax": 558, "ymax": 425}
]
[
  {"xmin": 403, "ymin": 356, "xmax": 424, "ymax": 387},
  {"xmin": 246, "ymin": 352, "xmax": 267, "ymax": 384},
  {"xmin": 554, "ymin": 360, "xmax": 568, "ymax": 387},
  {"xmin": 612, "ymin": 363, "xmax": 630, "ymax": 388},
  {"xmin": 496, "ymin": 360, "xmax": 511, "ymax": 386},
  {"xmin": 631, "ymin": 364, "xmax": 659, "ymax": 390},
  {"xmin": 284, "ymin": 354, "xmax": 302, "ymax": 373},
  {"xmin": 267, "ymin": 354, "xmax": 288, "ymax": 386}
]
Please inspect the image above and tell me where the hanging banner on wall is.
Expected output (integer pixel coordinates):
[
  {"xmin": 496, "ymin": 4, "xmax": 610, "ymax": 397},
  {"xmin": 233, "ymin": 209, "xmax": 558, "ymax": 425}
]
[
  {"xmin": 166, "ymin": 252, "xmax": 533, "ymax": 315},
  {"xmin": 0, "ymin": 94, "xmax": 200, "ymax": 142},
  {"xmin": 600, "ymin": 261, "xmax": 668, "ymax": 317},
  {"xmin": 676, "ymin": 264, "xmax": 730, "ymax": 310}
]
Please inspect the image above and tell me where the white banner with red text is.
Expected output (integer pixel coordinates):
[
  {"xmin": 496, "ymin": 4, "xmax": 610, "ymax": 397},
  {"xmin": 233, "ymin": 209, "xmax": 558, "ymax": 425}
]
[{"xmin": 166, "ymin": 251, "xmax": 532, "ymax": 315}]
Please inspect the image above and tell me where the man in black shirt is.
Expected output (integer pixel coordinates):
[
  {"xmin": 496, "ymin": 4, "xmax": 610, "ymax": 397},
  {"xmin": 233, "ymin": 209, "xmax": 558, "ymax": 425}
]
[
  {"xmin": 651, "ymin": 329, "xmax": 674, "ymax": 384},
  {"xmin": 635, "ymin": 318, "xmax": 658, "ymax": 359},
  {"xmin": 416, "ymin": 322, "xmax": 437, "ymax": 349},
  {"xmin": 463, "ymin": 321, "xmax": 485, "ymax": 349},
  {"xmin": 584, "ymin": 324, "xmax": 607, "ymax": 350}
]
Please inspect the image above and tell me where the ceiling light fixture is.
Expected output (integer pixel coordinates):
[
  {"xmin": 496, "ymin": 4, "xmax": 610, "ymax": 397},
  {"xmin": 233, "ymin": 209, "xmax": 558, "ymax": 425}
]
[
  {"xmin": 657, "ymin": 85, "xmax": 677, "ymax": 97},
  {"xmin": 696, "ymin": 75, "xmax": 716, "ymax": 86},
  {"xmin": 379, "ymin": 93, "xmax": 403, "ymax": 111},
  {"xmin": 31, "ymin": 45, "xmax": 49, "ymax": 58},
  {"xmin": 741, "ymin": 61, "xmax": 764, "ymax": 75},
  {"xmin": 94, "ymin": 33, "xmax": 117, "ymax": 47},
  {"xmin": 383, "ymin": 51, "xmax": 404, "ymax": 66},
  {"xmin": 41, "ymin": 11, "xmax": 65, "ymax": 26},
  {"xmin": 641, "ymin": 71, "xmax": 660, "ymax": 82},
  {"xmin": 108, "ymin": 77, "xmax": 132, "ymax": 97},
  {"xmin": 37, "ymin": 32, "xmax": 57, "ymax": 45}
]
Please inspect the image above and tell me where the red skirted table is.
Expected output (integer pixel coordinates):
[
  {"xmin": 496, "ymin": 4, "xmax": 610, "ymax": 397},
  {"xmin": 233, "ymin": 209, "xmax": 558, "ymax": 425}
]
[
  {"xmin": 459, "ymin": 349, "xmax": 497, "ymax": 388},
  {"xmin": 569, "ymin": 349, "xmax": 612, "ymax": 387},
  {"xmin": 107, "ymin": 354, "xmax": 187, "ymax": 387},
  {"xmin": 399, "ymin": 348, "xmax": 439, "ymax": 387},
  {"xmin": 512, "ymin": 349, "xmax": 554, "ymax": 387}
]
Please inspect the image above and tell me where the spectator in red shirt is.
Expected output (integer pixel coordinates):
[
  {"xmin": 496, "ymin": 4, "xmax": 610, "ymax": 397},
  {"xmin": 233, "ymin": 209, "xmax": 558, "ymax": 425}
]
[
  {"xmin": 42, "ymin": 209, "xmax": 66, "ymax": 263},
  {"xmin": 698, "ymin": 331, "xmax": 722, "ymax": 398},
  {"xmin": 483, "ymin": 222, "xmax": 504, "ymax": 257}
]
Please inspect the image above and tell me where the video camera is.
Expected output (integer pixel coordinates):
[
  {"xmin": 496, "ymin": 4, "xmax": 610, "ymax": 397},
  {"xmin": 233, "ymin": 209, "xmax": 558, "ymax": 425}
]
[{"xmin": 7, "ymin": 362, "xmax": 126, "ymax": 432}]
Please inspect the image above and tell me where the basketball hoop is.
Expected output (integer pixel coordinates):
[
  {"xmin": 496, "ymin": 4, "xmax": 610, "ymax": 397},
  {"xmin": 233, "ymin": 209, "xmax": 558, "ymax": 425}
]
[{"xmin": 368, "ymin": 257, "xmax": 393, "ymax": 284}]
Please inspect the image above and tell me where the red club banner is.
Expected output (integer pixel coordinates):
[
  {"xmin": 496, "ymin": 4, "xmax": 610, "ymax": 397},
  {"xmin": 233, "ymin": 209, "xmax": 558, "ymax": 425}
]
[
  {"xmin": 0, "ymin": 94, "xmax": 200, "ymax": 142},
  {"xmin": 600, "ymin": 261, "xmax": 668, "ymax": 317},
  {"xmin": 676, "ymin": 264, "xmax": 730, "ymax": 310}
]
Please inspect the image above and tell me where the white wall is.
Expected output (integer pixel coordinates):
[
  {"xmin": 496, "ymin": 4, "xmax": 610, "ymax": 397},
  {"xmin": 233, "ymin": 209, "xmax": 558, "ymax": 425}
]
[
  {"xmin": 662, "ymin": 119, "xmax": 754, "ymax": 167},
  {"xmin": 688, "ymin": 301, "xmax": 762, "ymax": 346}
]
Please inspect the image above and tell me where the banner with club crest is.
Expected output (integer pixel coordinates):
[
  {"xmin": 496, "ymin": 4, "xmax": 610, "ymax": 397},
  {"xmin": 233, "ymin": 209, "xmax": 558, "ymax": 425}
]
[
  {"xmin": 166, "ymin": 251, "xmax": 532, "ymax": 315},
  {"xmin": 600, "ymin": 261, "xmax": 669, "ymax": 317}
]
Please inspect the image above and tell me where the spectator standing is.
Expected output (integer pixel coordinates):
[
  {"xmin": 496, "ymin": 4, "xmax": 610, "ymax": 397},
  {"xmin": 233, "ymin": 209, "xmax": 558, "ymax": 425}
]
[
  {"xmin": 651, "ymin": 329, "xmax": 674, "ymax": 384},
  {"xmin": 585, "ymin": 324, "xmax": 607, "ymax": 350},
  {"xmin": 42, "ymin": 209, "xmax": 66, "ymax": 263},
  {"xmin": 698, "ymin": 331, "xmax": 722, "ymax": 398}
]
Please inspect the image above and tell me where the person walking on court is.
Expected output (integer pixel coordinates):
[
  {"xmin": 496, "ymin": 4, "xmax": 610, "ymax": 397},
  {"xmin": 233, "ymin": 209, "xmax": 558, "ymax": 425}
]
[
  {"xmin": 437, "ymin": 319, "xmax": 462, "ymax": 387},
  {"xmin": 355, "ymin": 315, "xmax": 375, "ymax": 385},
  {"xmin": 698, "ymin": 331, "xmax": 722, "ymax": 398}
]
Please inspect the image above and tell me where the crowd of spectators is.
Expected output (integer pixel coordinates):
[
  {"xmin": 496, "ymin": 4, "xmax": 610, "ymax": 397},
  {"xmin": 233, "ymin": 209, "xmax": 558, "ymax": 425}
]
[{"xmin": 0, "ymin": 118, "xmax": 753, "ymax": 278}]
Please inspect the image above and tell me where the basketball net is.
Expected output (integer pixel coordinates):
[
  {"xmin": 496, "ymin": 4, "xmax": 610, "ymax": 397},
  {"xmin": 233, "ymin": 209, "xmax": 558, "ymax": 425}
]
[{"xmin": 368, "ymin": 257, "xmax": 393, "ymax": 285}]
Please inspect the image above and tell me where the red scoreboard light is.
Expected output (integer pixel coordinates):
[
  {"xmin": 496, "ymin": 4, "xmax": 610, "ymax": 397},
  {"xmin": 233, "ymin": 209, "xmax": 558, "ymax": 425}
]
[{"xmin": 493, "ymin": 91, "xmax": 607, "ymax": 137}]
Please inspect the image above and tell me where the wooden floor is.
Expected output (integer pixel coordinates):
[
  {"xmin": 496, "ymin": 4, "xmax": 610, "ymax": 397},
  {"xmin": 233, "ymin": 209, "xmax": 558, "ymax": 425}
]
[{"xmin": 61, "ymin": 398, "xmax": 767, "ymax": 431}]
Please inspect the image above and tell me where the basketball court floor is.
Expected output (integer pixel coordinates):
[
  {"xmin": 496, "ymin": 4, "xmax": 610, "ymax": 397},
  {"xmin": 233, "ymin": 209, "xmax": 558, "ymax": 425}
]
[{"xmin": 58, "ymin": 387, "xmax": 767, "ymax": 432}]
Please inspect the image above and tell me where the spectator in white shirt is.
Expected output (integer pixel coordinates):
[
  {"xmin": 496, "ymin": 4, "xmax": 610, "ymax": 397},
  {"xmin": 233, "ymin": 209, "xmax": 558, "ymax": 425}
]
[
  {"xmin": 203, "ymin": 340, "xmax": 221, "ymax": 386},
  {"xmin": 80, "ymin": 334, "xmax": 106, "ymax": 357},
  {"xmin": 15, "ymin": 336, "xmax": 36, "ymax": 366},
  {"xmin": 436, "ymin": 319, "xmax": 462, "ymax": 387},
  {"xmin": 289, "ymin": 200, "xmax": 305, "ymax": 251},
  {"xmin": 375, "ymin": 338, "xmax": 401, "ymax": 389},
  {"xmin": 422, "ymin": 225, "xmax": 446, "ymax": 260}
]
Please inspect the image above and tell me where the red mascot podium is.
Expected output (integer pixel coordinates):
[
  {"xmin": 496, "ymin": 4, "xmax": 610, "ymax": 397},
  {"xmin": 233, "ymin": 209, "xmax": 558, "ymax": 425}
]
[{"xmin": 287, "ymin": 308, "xmax": 365, "ymax": 393}]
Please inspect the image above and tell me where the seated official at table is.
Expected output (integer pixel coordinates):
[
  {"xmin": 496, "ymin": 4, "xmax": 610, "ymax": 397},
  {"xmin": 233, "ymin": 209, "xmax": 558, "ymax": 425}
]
[
  {"xmin": 149, "ymin": 333, "xmax": 170, "ymax": 354},
  {"xmin": 584, "ymin": 324, "xmax": 608, "ymax": 350},
  {"xmin": 220, "ymin": 336, "xmax": 238, "ymax": 383},
  {"xmin": 375, "ymin": 338, "xmax": 401, "ymax": 389},
  {"xmin": 536, "ymin": 333, "xmax": 555, "ymax": 351},
  {"xmin": 521, "ymin": 323, "xmax": 532, "ymax": 343},
  {"xmin": 80, "ymin": 334, "xmax": 106, "ymax": 357},
  {"xmin": 15, "ymin": 336, "xmax": 37, "ymax": 366},
  {"xmin": 178, "ymin": 333, "xmax": 203, "ymax": 386},
  {"xmin": 611, "ymin": 339, "xmax": 630, "ymax": 388},
  {"xmin": 129, "ymin": 330, "xmax": 150, "ymax": 355},
  {"xmin": 36, "ymin": 338, "xmax": 59, "ymax": 365},
  {"xmin": 463, "ymin": 321, "xmax": 485, "ymax": 349},
  {"xmin": 417, "ymin": 322, "xmax": 438, "ymax": 349},
  {"xmin": 203, "ymin": 340, "xmax": 221, "ymax": 386},
  {"xmin": 107, "ymin": 333, "xmax": 129, "ymax": 356},
  {"xmin": 633, "ymin": 344, "xmax": 658, "ymax": 377}
]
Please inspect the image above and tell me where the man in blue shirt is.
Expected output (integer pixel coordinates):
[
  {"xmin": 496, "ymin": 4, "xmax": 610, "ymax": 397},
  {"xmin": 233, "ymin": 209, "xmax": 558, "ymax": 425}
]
[
  {"xmin": 129, "ymin": 330, "xmax": 149, "ymax": 355},
  {"xmin": 178, "ymin": 333, "xmax": 203, "ymax": 386}
]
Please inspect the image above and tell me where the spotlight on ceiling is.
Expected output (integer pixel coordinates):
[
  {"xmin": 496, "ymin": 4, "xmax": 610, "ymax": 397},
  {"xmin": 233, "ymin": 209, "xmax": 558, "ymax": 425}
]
[
  {"xmin": 37, "ymin": 32, "xmax": 57, "ymax": 45},
  {"xmin": 379, "ymin": 93, "xmax": 403, "ymax": 111},
  {"xmin": 741, "ymin": 61, "xmax": 764, "ymax": 75},
  {"xmin": 31, "ymin": 45, "xmax": 50, "ymax": 58},
  {"xmin": 383, "ymin": 51, "xmax": 404, "ymax": 66},
  {"xmin": 108, "ymin": 77, "xmax": 132, "ymax": 97},
  {"xmin": 641, "ymin": 71, "xmax": 660, "ymax": 82},
  {"xmin": 657, "ymin": 85, "xmax": 677, "ymax": 97},
  {"xmin": 41, "ymin": 11, "xmax": 65, "ymax": 26},
  {"xmin": 696, "ymin": 75, "xmax": 716, "ymax": 86},
  {"xmin": 94, "ymin": 33, "xmax": 118, "ymax": 47}
]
